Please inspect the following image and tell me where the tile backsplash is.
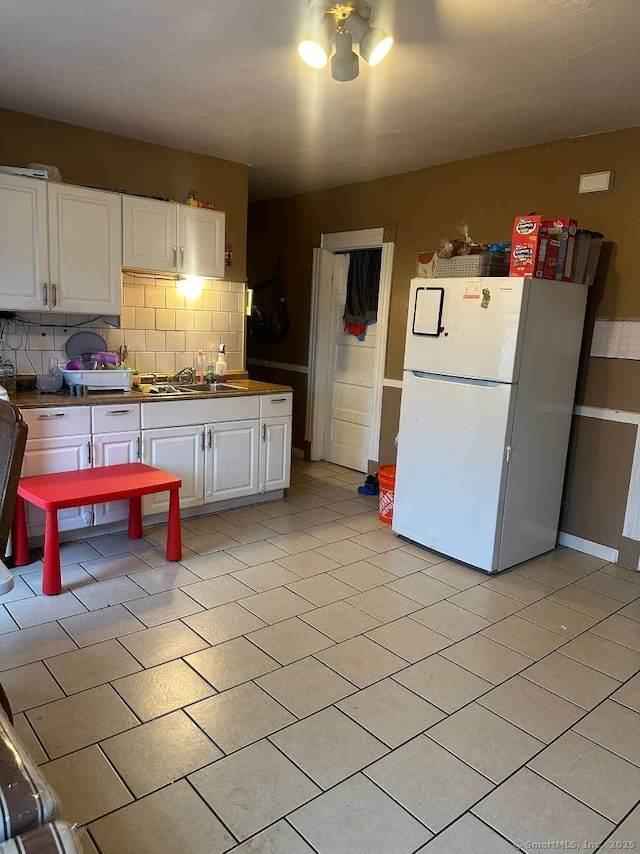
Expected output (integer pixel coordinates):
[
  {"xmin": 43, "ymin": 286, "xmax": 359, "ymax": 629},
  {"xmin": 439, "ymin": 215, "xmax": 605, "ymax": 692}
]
[{"xmin": 2, "ymin": 272, "xmax": 246, "ymax": 377}]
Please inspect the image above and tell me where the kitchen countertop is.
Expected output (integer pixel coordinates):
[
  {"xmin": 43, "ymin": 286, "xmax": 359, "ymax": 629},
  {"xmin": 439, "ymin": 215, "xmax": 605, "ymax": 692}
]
[{"xmin": 12, "ymin": 379, "xmax": 293, "ymax": 409}]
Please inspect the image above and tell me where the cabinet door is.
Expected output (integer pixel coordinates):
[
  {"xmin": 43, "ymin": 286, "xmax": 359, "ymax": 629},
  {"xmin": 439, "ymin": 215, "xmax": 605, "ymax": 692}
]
[
  {"xmin": 0, "ymin": 174, "xmax": 48, "ymax": 311},
  {"xmin": 259, "ymin": 416, "xmax": 292, "ymax": 493},
  {"xmin": 205, "ymin": 419, "xmax": 259, "ymax": 502},
  {"xmin": 141, "ymin": 426, "xmax": 204, "ymax": 514},
  {"xmin": 92, "ymin": 431, "xmax": 141, "ymax": 525},
  {"xmin": 48, "ymin": 183, "xmax": 122, "ymax": 314},
  {"xmin": 178, "ymin": 206, "xmax": 225, "ymax": 279},
  {"xmin": 122, "ymin": 196, "xmax": 178, "ymax": 273},
  {"xmin": 22, "ymin": 436, "xmax": 92, "ymax": 537}
]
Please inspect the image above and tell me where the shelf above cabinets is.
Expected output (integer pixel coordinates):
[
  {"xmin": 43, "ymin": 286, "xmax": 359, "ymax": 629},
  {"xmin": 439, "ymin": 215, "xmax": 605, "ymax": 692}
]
[{"xmin": 123, "ymin": 195, "xmax": 225, "ymax": 279}]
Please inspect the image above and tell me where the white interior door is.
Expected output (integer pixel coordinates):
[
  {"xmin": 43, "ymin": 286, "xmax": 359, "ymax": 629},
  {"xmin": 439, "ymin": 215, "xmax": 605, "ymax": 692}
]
[{"xmin": 323, "ymin": 253, "xmax": 376, "ymax": 472}]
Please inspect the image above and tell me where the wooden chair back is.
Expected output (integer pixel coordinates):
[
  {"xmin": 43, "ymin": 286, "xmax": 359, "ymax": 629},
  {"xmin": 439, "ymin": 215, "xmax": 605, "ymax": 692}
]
[{"xmin": 0, "ymin": 401, "xmax": 28, "ymax": 560}]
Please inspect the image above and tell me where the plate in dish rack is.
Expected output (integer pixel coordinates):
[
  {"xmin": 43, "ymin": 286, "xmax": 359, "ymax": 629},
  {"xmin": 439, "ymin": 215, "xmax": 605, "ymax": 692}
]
[{"xmin": 65, "ymin": 331, "xmax": 108, "ymax": 361}]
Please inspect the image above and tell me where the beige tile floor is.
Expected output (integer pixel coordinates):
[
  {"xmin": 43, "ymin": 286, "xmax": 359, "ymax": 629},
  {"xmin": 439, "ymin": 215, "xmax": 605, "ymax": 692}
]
[{"xmin": 2, "ymin": 458, "xmax": 640, "ymax": 853}]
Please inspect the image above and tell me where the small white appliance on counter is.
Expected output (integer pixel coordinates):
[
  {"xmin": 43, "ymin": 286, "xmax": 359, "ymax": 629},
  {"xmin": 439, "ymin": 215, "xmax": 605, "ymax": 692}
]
[{"xmin": 393, "ymin": 276, "xmax": 588, "ymax": 574}]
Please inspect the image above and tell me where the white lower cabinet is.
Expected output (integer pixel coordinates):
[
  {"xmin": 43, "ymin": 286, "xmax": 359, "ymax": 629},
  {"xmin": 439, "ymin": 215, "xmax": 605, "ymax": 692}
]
[
  {"xmin": 19, "ymin": 392, "xmax": 292, "ymax": 538},
  {"xmin": 92, "ymin": 431, "xmax": 141, "ymax": 525},
  {"xmin": 22, "ymin": 436, "xmax": 92, "ymax": 537},
  {"xmin": 206, "ymin": 420, "xmax": 259, "ymax": 501},
  {"xmin": 260, "ymin": 416, "xmax": 292, "ymax": 493},
  {"xmin": 141, "ymin": 425, "xmax": 205, "ymax": 514}
]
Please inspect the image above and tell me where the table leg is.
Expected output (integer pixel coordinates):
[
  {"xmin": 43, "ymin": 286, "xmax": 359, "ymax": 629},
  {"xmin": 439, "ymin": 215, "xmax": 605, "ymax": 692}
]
[
  {"xmin": 12, "ymin": 495, "xmax": 30, "ymax": 566},
  {"xmin": 42, "ymin": 510, "xmax": 62, "ymax": 595},
  {"xmin": 128, "ymin": 496, "xmax": 143, "ymax": 539},
  {"xmin": 166, "ymin": 488, "xmax": 182, "ymax": 561}
]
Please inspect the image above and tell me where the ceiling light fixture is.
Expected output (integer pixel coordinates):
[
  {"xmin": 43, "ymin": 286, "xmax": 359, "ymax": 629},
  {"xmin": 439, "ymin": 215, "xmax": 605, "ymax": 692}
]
[{"xmin": 298, "ymin": 1, "xmax": 393, "ymax": 82}]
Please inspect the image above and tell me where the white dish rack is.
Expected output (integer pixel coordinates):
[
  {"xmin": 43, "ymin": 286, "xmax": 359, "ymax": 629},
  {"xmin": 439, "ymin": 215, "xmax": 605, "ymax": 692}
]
[{"xmin": 60, "ymin": 369, "xmax": 135, "ymax": 391}]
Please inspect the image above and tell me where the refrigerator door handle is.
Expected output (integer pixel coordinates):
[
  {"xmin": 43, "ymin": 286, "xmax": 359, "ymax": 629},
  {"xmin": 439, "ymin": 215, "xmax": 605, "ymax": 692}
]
[{"xmin": 411, "ymin": 371, "xmax": 502, "ymax": 388}]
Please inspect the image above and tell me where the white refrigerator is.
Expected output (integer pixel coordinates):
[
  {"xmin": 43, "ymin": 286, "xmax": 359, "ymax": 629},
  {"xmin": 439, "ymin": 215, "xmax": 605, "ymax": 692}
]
[{"xmin": 393, "ymin": 276, "xmax": 588, "ymax": 573}]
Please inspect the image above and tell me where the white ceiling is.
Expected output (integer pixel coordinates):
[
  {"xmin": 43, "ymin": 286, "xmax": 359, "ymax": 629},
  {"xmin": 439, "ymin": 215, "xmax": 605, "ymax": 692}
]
[{"xmin": 1, "ymin": 0, "xmax": 639, "ymax": 201}]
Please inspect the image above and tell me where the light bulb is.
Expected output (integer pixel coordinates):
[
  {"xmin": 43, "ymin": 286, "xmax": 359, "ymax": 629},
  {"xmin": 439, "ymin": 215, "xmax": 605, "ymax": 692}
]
[
  {"xmin": 298, "ymin": 12, "xmax": 334, "ymax": 69},
  {"xmin": 298, "ymin": 39, "xmax": 329, "ymax": 69},
  {"xmin": 367, "ymin": 34, "xmax": 393, "ymax": 66}
]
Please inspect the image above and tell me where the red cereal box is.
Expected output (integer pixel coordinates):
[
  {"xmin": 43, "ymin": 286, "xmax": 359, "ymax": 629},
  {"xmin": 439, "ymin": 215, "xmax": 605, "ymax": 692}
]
[
  {"xmin": 509, "ymin": 216, "xmax": 547, "ymax": 277},
  {"xmin": 543, "ymin": 237, "xmax": 561, "ymax": 280},
  {"xmin": 541, "ymin": 219, "xmax": 578, "ymax": 281},
  {"xmin": 534, "ymin": 234, "xmax": 549, "ymax": 279}
]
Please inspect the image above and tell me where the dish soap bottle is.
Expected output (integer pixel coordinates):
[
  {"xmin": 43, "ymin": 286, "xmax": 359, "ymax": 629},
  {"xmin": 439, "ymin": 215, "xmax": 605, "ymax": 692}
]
[
  {"xmin": 214, "ymin": 345, "xmax": 227, "ymax": 382},
  {"xmin": 206, "ymin": 359, "xmax": 215, "ymax": 384},
  {"xmin": 195, "ymin": 350, "xmax": 205, "ymax": 383}
]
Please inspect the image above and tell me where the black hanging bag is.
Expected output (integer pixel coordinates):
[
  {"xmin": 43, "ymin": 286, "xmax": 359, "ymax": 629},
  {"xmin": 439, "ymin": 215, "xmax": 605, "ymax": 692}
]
[{"xmin": 248, "ymin": 259, "xmax": 290, "ymax": 344}]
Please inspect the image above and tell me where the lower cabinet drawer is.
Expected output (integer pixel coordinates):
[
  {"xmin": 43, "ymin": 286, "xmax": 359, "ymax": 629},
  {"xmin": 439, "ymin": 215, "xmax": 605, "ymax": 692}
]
[
  {"xmin": 92, "ymin": 403, "xmax": 140, "ymax": 433},
  {"xmin": 260, "ymin": 393, "xmax": 293, "ymax": 418},
  {"xmin": 22, "ymin": 406, "xmax": 91, "ymax": 439}
]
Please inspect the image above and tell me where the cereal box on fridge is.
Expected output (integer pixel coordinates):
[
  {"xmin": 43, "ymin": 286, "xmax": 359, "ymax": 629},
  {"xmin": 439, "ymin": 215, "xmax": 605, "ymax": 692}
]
[
  {"xmin": 509, "ymin": 216, "xmax": 547, "ymax": 277},
  {"xmin": 541, "ymin": 219, "xmax": 578, "ymax": 281},
  {"xmin": 543, "ymin": 237, "xmax": 562, "ymax": 280}
]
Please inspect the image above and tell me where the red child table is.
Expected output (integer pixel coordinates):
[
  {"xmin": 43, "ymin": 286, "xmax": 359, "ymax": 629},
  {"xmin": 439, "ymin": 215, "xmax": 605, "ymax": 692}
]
[{"xmin": 12, "ymin": 463, "xmax": 182, "ymax": 595}]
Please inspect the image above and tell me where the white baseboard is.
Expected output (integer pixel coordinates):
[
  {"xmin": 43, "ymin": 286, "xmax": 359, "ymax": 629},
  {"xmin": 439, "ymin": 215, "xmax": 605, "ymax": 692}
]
[{"xmin": 557, "ymin": 531, "xmax": 619, "ymax": 563}]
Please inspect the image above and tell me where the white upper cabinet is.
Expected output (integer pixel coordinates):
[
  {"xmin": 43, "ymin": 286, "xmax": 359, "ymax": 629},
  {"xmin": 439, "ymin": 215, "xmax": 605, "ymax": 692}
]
[
  {"xmin": 0, "ymin": 175, "xmax": 122, "ymax": 315},
  {"xmin": 178, "ymin": 205, "xmax": 225, "ymax": 279},
  {"xmin": 48, "ymin": 183, "xmax": 122, "ymax": 314},
  {"xmin": 122, "ymin": 196, "xmax": 178, "ymax": 273},
  {"xmin": 123, "ymin": 195, "xmax": 225, "ymax": 279},
  {"xmin": 0, "ymin": 174, "xmax": 48, "ymax": 311}
]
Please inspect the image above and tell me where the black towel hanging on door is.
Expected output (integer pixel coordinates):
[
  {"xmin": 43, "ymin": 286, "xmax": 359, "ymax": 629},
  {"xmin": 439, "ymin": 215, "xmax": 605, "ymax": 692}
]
[{"xmin": 343, "ymin": 249, "xmax": 382, "ymax": 326}]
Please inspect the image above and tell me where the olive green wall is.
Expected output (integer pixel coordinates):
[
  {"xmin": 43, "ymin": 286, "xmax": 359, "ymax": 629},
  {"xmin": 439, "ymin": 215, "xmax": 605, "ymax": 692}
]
[
  {"xmin": 0, "ymin": 108, "xmax": 249, "ymax": 281},
  {"xmin": 248, "ymin": 126, "xmax": 640, "ymax": 555}
]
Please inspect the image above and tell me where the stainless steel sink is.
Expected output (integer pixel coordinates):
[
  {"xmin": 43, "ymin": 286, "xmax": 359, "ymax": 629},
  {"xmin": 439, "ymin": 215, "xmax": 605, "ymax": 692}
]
[
  {"xmin": 175, "ymin": 382, "xmax": 249, "ymax": 393},
  {"xmin": 134, "ymin": 382, "xmax": 248, "ymax": 396}
]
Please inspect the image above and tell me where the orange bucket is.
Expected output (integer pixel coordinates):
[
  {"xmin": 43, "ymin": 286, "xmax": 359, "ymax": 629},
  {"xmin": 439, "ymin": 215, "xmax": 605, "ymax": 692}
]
[{"xmin": 378, "ymin": 465, "xmax": 396, "ymax": 524}]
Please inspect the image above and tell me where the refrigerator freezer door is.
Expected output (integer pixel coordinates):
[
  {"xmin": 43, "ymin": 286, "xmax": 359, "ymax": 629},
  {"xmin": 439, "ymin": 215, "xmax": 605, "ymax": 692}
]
[
  {"xmin": 393, "ymin": 370, "xmax": 516, "ymax": 571},
  {"xmin": 403, "ymin": 277, "xmax": 528, "ymax": 383}
]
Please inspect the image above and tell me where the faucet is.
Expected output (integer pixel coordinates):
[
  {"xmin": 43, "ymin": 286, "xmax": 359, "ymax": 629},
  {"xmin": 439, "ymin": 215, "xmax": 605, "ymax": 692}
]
[{"xmin": 176, "ymin": 366, "xmax": 195, "ymax": 384}]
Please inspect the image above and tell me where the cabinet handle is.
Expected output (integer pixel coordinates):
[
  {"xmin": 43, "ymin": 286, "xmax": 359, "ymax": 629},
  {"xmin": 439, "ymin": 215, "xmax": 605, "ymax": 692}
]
[
  {"xmin": 201, "ymin": 430, "xmax": 205, "ymax": 451},
  {"xmin": 38, "ymin": 412, "xmax": 65, "ymax": 419},
  {"xmin": 180, "ymin": 246, "xmax": 185, "ymax": 269},
  {"xmin": 208, "ymin": 429, "xmax": 212, "ymax": 449},
  {"xmin": 173, "ymin": 246, "xmax": 177, "ymax": 269},
  {"xmin": 87, "ymin": 441, "xmax": 92, "ymax": 464},
  {"xmin": 52, "ymin": 283, "xmax": 58, "ymax": 307},
  {"xmin": 270, "ymin": 398, "xmax": 288, "ymax": 403},
  {"xmin": 136, "ymin": 436, "xmax": 141, "ymax": 460},
  {"xmin": 262, "ymin": 423, "xmax": 266, "ymax": 441},
  {"xmin": 42, "ymin": 283, "xmax": 48, "ymax": 306},
  {"xmin": 106, "ymin": 409, "xmax": 131, "ymax": 415}
]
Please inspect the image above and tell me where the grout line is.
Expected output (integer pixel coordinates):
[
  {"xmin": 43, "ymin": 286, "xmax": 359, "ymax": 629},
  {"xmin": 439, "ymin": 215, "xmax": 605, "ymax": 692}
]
[{"xmin": 4, "ymin": 463, "xmax": 639, "ymax": 851}]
